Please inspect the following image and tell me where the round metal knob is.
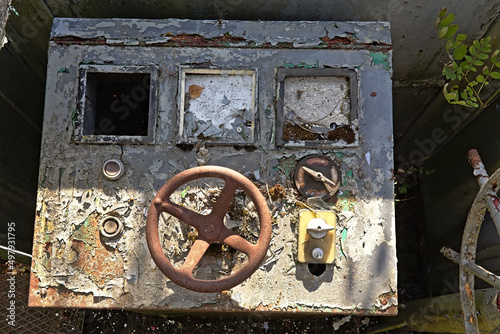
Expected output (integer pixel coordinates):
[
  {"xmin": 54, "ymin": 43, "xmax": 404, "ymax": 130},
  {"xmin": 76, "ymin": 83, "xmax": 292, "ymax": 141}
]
[
  {"xmin": 103, "ymin": 159, "xmax": 125, "ymax": 180},
  {"xmin": 99, "ymin": 216, "xmax": 124, "ymax": 239}
]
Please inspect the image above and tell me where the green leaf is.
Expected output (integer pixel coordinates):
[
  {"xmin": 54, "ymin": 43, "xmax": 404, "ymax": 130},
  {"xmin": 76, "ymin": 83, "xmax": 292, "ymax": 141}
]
[
  {"xmin": 456, "ymin": 34, "xmax": 467, "ymax": 41},
  {"xmin": 477, "ymin": 53, "xmax": 488, "ymax": 60},
  {"xmin": 483, "ymin": 66, "xmax": 489, "ymax": 75},
  {"xmin": 442, "ymin": 67, "xmax": 453, "ymax": 79},
  {"xmin": 439, "ymin": 8, "xmax": 447, "ymax": 18},
  {"xmin": 442, "ymin": 24, "xmax": 458, "ymax": 39},
  {"xmin": 439, "ymin": 27, "xmax": 448, "ymax": 39},
  {"xmin": 451, "ymin": 100, "xmax": 469, "ymax": 107},
  {"xmin": 469, "ymin": 45, "xmax": 477, "ymax": 56},
  {"xmin": 473, "ymin": 59, "xmax": 484, "ymax": 66},
  {"xmin": 438, "ymin": 14, "xmax": 455, "ymax": 28},
  {"xmin": 491, "ymin": 50, "xmax": 499, "ymax": 63},
  {"xmin": 450, "ymin": 41, "xmax": 462, "ymax": 49},
  {"xmin": 490, "ymin": 71, "xmax": 500, "ymax": 79},
  {"xmin": 453, "ymin": 44, "xmax": 468, "ymax": 60},
  {"xmin": 470, "ymin": 96, "xmax": 477, "ymax": 102},
  {"xmin": 496, "ymin": 61, "xmax": 500, "ymax": 68},
  {"xmin": 445, "ymin": 39, "xmax": 453, "ymax": 50},
  {"xmin": 466, "ymin": 99, "xmax": 478, "ymax": 107},
  {"xmin": 470, "ymin": 66, "xmax": 477, "ymax": 72},
  {"xmin": 473, "ymin": 40, "xmax": 481, "ymax": 49},
  {"xmin": 466, "ymin": 86, "xmax": 474, "ymax": 95},
  {"xmin": 485, "ymin": 36, "xmax": 491, "ymax": 43},
  {"xmin": 460, "ymin": 90, "xmax": 467, "ymax": 99},
  {"xmin": 181, "ymin": 186, "xmax": 190, "ymax": 199},
  {"xmin": 445, "ymin": 92, "xmax": 456, "ymax": 101},
  {"xmin": 476, "ymin": 74, "xmax": 485, "ymax": 83}
]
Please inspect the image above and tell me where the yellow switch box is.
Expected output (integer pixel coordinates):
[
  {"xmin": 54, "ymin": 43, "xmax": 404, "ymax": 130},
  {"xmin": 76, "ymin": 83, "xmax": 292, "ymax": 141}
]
[{"xmin": 298, "ymin": 210, "xmax": 336, "ymax": 263}]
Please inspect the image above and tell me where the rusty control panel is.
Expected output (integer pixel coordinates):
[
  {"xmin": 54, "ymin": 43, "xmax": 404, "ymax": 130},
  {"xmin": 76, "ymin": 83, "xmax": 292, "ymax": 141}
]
[{"xmin": 30, "ymin": 18, "xmax": 396, "ymax": 315}]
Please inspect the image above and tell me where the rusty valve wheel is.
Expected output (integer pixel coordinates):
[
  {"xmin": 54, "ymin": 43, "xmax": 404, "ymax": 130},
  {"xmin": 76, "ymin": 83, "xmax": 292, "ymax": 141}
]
[{"xmin": 146, "ymin": 166, "xmax": 272, "ymax": 293}]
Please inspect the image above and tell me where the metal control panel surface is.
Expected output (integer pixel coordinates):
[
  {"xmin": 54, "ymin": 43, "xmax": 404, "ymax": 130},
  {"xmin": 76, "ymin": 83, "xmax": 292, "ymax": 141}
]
[{"xmin": 30, "ymin": 18, "xmax": 396, "ymax": 315}]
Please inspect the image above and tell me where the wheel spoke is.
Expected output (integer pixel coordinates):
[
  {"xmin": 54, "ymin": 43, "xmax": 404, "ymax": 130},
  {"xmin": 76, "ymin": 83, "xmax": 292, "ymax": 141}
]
[
  {"xmin": 182, "ymin": 238, "xmax": 210, "ymax": 274},
  {"xmin": 210, "ymin": 179, "xmax": 238, "ymax": 219},
  {"xmin": 218, "ymin": 227, "xmax": 257, "ymax": 258},
  {"xmin": 160, "ymin": 201, "xmax": 206, "ymax": 230}
]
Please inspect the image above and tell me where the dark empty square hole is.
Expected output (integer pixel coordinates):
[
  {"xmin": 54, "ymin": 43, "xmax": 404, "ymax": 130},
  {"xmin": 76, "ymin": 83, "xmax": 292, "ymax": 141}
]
[{"xmin": 83, "ymin": 72, "xmax": 150, "ymax": 136}]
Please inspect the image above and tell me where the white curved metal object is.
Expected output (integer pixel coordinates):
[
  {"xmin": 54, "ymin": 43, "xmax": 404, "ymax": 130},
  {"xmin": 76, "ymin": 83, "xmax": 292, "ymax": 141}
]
[{"xmin": 441, "ymin": 149, "xmax": 500, "ymax": 334}]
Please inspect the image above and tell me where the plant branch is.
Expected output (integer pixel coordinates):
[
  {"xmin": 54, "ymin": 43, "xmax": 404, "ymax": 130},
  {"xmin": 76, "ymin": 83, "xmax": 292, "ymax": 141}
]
[{"xmin": 463, "ymin": 76, "xmax": 483, "ymax": 105}]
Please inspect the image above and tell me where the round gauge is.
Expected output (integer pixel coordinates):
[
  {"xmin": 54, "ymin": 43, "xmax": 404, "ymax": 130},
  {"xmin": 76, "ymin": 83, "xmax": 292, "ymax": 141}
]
[{"xmin": 294, "ymin": 154, "xmax": 341, "ymax": 199}]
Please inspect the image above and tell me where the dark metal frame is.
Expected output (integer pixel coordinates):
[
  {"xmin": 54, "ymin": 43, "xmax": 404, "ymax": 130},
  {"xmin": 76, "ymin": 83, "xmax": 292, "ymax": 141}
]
[{"xmin": 75, "ymin": 64, "xmax": 158, "ymax": 144}]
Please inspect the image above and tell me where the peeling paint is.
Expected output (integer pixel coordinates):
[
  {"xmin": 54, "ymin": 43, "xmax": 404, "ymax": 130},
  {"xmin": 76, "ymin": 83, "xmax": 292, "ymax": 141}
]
[
  {"xmin": 30, "ymin": 18, "xmax": 396, "ymax": 316},
  {"xmin": 369, "ymin": 51, "xmax": 391, "ymax": 72}
]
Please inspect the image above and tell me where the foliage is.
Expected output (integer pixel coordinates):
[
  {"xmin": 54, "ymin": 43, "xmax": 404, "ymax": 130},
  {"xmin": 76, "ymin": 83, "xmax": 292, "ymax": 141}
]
[{"xmin": 436, "ymin": 8, "xmax": 500, "ymax": 107}]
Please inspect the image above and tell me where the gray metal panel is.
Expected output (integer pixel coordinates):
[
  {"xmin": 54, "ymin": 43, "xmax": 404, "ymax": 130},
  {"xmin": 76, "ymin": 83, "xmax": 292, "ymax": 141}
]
[{"xmin": 30, "ymin": 18, "xmax": 396, "ymax": 315}]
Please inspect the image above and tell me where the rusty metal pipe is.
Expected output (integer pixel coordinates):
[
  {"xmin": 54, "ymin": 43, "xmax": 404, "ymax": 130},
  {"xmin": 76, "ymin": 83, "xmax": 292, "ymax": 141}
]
[
  {"xmin": 441, "ymin": 246, "xmax": 500, "ymax": 289},
  {"xmin": 459, "ymin": 162, "xmax": 500, "ymax": 333}
]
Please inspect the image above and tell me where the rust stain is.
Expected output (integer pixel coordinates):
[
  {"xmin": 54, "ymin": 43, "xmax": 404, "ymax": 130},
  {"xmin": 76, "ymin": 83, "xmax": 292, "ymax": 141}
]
[
  {"xmin": 377, "ymin": 291, "xmax": 396, "ymax": 305},
  {"xmin": 51, "ymin": 34, "xmax": 391, "ymax": 51},
  {"xmin": 465, "ymin": 282, "xmax": 473, "ymax": 300},
  {"xmin": 70, "ymin": 216, "xmax": 125, "ymax": 288},
  {"xmin": 320, "ymin": 35, "xmax": 355, "ymax": 46},
  {"xmin": 165, "ymin": 302, "xmax": 397, "ymax": 315},
  {"xmin": 52, "ymin": 36, "xmax": 106, "ymax": 45},
  {"xmin": 29, "ymin": 275, "xmax": 95, "ymax": 307},
  {"xmin": 487, "ymin": 194, "xmax": 500, "ymax": 211},
  {"xmin": 148, "ymin": 33, "xmax": 247, "ymax": 47},
  {"xmin": 496, "ymin": 291, "xmax": 500, "ymax": 312},
  {"xmin": 276, "ymin": 42, "xmax": 294, "ymax": 49},
  {"xmin": 29, "ymin": 214, "xmax": 125, "ymax": 307}
]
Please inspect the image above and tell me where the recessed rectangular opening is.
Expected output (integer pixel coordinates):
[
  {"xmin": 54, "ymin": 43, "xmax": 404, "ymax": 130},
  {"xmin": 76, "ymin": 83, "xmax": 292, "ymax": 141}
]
[
  {"xmin": 177, "ymin": 68, "xmax": 257, "ymax": 146},
  {"xmin": 276, "ymin": 68, "xmax": 358, "ymax": 147},
  {"xmin": 76, "ymin": 65, "xmax": 157, "ymax": 144}
]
